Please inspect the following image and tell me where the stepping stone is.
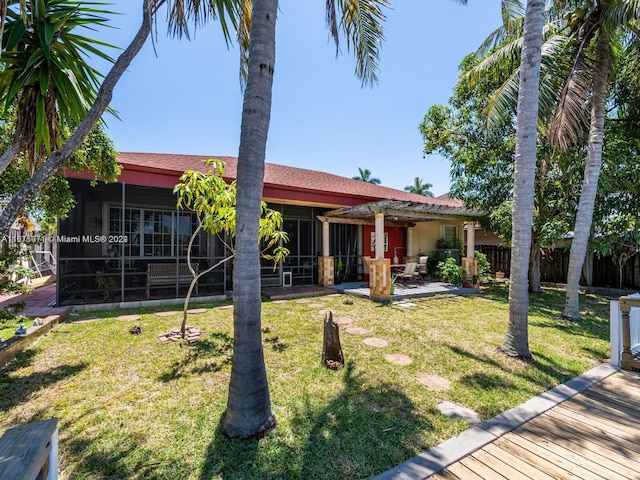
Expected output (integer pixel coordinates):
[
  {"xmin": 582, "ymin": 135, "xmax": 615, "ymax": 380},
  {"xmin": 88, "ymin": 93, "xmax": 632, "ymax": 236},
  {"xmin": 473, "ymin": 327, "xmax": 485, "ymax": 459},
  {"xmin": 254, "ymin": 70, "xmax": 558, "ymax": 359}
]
[
  {"xmin": 318, "ymin": 309, "xmax": 336, "ymax": 316},
  {"xmin": 187, "ymin": 308, "xmax": 207, "ymax": 314},
  {"xmin": 345, "ymin": 326, "xmax": 371, "ymax": 336},
  {"xmin": 416, "ymin": 373, "xmax": 451, "ymax": 391},
  {"xmin": 271, "ymin": 300, "xmax": 287, "ymax": 304},
  {"xmin": 327, "ymin": 293, "xmax": 341, "ymax": 297},
  {"xmin": 116, "ymin": 314, "xmax": 141, "ymax": 322},
  {"xmin": 384, "ymin": 353, "xmax": 412, "ymax": 365},
  {"xmin": 296, "ymin": 299, "xmax": 312, "ymax": 304},
  {"xmin": 437, "ymin": 401, "xmax": 481, "ymax": 425},
  {"xmin": 333, "ymin": 316, "xmax": 354, "ymax": 326},
  {"xmin": 218, "ymin": 305, "xmax": 233, "ymax": 310},
  {"xmin": 393, "ymin": 301, "xmax": 416, "ymax": 308},
  {"xmin": 363, "ymin": 337, "xmax": 389, "ymax": 348},
  {"xmin": 308, "ymin": 303, "xmax": 324, "ymax": 308},
  {"xmin": 154, "ymin": 311, "xmax": 180, "ymax": 317}
]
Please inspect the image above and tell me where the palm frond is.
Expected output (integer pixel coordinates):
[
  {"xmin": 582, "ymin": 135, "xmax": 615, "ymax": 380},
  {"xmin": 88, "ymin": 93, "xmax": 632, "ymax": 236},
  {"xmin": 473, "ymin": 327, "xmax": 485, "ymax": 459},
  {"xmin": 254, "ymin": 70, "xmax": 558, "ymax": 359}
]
[
  {"xmin": 547, "ymin": 32, "xmax": 597, "ymax": 148},
  {"xmin": 337, "ymin": 0, "xmax": 390, "ymax": 87}
]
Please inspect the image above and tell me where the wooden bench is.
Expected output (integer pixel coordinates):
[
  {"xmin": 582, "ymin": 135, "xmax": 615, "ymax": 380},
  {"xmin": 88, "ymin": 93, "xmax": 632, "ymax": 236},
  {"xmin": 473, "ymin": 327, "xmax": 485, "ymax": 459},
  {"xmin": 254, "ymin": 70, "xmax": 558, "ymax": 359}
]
[
  {"xmin": 146, "ymin": 263, "xmax": 199, "ymax": 298},
  {"xmin": 0, "ymin": 418, "xmax": 58, "ymax": 480}
]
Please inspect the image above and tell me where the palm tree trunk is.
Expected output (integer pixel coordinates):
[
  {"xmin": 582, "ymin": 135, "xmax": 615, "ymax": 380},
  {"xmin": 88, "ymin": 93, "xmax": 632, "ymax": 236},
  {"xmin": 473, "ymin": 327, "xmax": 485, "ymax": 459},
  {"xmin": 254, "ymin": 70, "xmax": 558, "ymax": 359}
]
[
  {"xmin": 502, "ymin": 0, "xmax": 544, "ymax": 359},
  {"xmin": 562, "ymin": 32, "xmax": 610, "ymax": 322},
  {"xmin": 0, "ymin": 0, "xmax": 161, "ymax": 237},
  {"xmin": 222, "ymin": 0, "xmax": 278, "ymax": 439}
]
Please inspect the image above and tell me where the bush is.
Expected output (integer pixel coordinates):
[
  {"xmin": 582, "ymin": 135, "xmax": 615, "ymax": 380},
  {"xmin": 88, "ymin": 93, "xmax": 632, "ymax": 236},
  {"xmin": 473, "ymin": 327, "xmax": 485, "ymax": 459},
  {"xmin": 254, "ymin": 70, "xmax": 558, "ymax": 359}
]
[
  {"xmin": 475, "ymin": 251, "xmax": 492, "ymax": 282},
  {"xmin": 437, "ymin": 257, "xmax": 466, "ymax": 286}
]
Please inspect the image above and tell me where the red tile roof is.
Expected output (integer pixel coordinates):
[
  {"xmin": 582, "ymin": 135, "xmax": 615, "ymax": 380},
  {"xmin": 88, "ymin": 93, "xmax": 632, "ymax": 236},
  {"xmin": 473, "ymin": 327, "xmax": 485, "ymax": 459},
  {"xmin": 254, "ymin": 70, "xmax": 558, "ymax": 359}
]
[{"xmin": 114, "ymin": 152, "xmax": 461, "ymax": 208}]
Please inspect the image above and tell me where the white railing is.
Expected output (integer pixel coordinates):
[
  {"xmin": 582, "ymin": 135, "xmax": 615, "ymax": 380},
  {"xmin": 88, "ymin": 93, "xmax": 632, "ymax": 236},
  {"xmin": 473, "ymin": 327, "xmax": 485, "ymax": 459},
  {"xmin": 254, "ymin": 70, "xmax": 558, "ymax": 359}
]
[{"xmin": 610, "ymin": 294, "xmax": 640, "ymax": 367}]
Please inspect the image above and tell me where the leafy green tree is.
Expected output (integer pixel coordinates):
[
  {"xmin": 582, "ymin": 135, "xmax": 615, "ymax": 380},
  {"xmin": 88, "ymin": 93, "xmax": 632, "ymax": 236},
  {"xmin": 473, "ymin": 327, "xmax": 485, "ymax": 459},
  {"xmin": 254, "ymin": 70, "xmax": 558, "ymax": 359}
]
[
  {"xmin": 352, "ymin": 167, "xmax": 381, "ymax": 184},
  {"xmin": 174, "ymin": 160, "xmax": 288, "ymax": 337},
  {"xmin": 404, "ymin": 177, "xmax": 433, "ymax": 197}
]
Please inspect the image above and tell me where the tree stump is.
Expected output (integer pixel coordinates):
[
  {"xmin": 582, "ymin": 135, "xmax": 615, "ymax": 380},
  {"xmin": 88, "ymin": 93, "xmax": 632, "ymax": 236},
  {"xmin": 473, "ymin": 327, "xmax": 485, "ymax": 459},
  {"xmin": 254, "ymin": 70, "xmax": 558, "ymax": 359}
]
[{"xmin": 322, "ymin": 311, "xmax": 344, "ymax": 369}]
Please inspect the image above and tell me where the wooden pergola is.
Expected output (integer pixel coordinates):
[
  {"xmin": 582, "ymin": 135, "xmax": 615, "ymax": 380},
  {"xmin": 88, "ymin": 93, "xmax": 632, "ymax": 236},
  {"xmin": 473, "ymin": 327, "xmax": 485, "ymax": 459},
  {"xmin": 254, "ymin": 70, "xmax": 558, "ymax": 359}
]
[{"xmin": 316, "ymin": 199, "xmax": 486, "ymax": 301}]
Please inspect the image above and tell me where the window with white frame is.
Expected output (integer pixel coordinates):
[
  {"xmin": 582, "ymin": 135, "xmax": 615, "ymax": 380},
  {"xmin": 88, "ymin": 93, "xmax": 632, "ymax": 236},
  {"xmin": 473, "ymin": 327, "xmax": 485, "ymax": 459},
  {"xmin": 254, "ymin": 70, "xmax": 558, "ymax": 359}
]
[{"xmin": 441, "ymin": 225, "xmax": 460, "ymax": 245}]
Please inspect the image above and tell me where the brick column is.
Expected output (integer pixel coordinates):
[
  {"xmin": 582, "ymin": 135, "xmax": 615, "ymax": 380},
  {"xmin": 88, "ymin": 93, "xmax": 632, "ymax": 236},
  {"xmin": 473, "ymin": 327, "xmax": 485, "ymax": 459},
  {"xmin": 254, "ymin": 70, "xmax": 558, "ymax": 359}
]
[
  {"xmin": 318, "ymin": 256, "xmax": 334, "ymax": 286},
  {"xmin": 369, "ymin": 258, "xmax": 391, "ymax": 301}
]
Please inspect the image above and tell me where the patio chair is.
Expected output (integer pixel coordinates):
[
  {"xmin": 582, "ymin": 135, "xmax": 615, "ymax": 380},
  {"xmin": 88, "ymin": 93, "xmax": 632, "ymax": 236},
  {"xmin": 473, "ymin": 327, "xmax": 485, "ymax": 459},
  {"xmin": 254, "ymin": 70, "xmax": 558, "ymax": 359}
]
[
  {"xmin": 396, "ymin": 261, "xmax": 419, "ymax": 286},
  {"xmin": 417, "ymin": 256, "xmax": 428, "ymax": 281}
]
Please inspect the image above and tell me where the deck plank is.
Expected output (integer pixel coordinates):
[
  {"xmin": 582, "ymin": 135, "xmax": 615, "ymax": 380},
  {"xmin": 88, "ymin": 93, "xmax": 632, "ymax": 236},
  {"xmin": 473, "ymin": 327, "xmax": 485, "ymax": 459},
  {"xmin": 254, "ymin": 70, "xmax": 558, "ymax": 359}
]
[{"xmin": 422, "ymin": 370, "xmax": 640, "ymax": 479}]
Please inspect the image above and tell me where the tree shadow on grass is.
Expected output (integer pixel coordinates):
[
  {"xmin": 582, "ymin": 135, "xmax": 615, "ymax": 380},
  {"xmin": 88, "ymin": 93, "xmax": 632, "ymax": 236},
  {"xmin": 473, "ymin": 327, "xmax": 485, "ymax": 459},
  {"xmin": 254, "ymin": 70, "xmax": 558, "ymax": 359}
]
[
  {"xmin": 158, "ymin": 332, "xmax": 233, "ymax": 382},
  {"xmin": 198, "ymin": 361, "xmax": 433, "ymax": 479},
  {"xmin": 62, "ymin": 430, "xmax": 191, "ymax": 480},
  {"xmin": 446, "ymin": 344, "xmax": 583, "ymax": 391},
  {"xmin": 0, "ymin": 348, "xmax": 87, "ymax": 412}
]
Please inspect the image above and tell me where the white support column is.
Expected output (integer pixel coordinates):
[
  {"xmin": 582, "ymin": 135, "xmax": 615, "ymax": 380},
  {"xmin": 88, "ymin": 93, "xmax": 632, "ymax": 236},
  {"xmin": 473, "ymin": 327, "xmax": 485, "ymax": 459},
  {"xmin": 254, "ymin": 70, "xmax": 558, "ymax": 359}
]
[
  {"xmin": 322, "ymin": 221, "xmax": 330, "ymax": 257},
  {"xmin": 466, "ymin": 221, "xmax": 476, "ymax": 258},
  {"xmin": 375, "ymin": 213, "xmax": 385, "ymax": 260},
  {"xmin": 406, "ymin": 227, "xmax": 414, "ymax": 257}
]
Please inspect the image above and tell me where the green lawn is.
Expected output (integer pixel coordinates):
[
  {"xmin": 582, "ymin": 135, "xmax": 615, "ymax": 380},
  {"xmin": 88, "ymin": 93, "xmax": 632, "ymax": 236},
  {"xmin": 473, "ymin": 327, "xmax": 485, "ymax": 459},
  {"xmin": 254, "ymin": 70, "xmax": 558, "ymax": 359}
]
[{"xmin": 0, "ymin": 285, "xmax": 611, "ymax": 479}]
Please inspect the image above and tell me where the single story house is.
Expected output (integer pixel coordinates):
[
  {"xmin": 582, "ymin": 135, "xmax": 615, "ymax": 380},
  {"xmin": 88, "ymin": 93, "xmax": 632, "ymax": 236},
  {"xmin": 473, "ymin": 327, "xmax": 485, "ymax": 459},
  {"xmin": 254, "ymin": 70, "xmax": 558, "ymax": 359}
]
[{"xmin": 58, "ymin": 152, "xmax": 484, "ymax": 306}]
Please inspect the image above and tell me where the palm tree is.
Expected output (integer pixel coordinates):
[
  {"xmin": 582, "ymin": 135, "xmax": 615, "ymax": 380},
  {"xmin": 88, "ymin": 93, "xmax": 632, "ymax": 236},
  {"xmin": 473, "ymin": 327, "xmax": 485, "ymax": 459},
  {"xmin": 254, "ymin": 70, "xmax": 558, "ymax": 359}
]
[
  {"xmin": 352, "ymin": 167, "xmax": 381, "ymax": 184},
  {"xmin": 0, "ymin": 0, "xmax": 116, "ymax": 175},
  {"xmin": 466, "ymin": 2, "xmax": 640, "ymax": 321},
  {"xmin": 556, "ymin": 2, "xmax": 639, "ymax": 321},
  {"xmin": 404, "ymin": 177, "xmax": 434, "ymax": 197},
  {"xmin": 503, "ymin": 0, "xmax": 544, "ymax": 359},
  {"xmin": 223, "ymin": 0, "xmax": 390, "ymax": 438},
  {"xmin": 0, "ymin": 0, "xmax": 240, "ymax": 235}
]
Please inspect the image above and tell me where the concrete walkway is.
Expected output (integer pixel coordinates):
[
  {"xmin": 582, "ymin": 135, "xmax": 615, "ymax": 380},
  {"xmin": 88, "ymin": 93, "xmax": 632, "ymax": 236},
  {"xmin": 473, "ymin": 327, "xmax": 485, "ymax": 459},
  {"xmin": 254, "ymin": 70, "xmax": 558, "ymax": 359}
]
[{"xmin": 0, "ymin": 283, "xmax": 68, "ymax": 318}]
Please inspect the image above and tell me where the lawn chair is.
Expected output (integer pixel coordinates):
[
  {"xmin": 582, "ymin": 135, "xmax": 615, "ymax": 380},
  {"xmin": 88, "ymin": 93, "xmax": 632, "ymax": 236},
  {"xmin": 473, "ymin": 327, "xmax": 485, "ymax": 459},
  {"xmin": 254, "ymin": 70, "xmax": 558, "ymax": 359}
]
[
  {"xmin": 417, "ymin": 256, "xmax": 428, "ymax": 281},
  {"xmin": 396, "ymin": 262, "xmax": 419, "ymax": 286}
]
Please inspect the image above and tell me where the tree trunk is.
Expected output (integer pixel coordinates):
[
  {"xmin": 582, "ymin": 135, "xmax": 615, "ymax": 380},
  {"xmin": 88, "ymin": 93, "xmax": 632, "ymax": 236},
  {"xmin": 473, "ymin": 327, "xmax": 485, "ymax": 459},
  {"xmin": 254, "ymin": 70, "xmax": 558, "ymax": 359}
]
[
  {"xmin": 322, "ymin": 312, "xmax": 344, "ymax": 369},
  {"xmin": 529, "ymin": 241, "xmax": 541, "ymax": 294},
  {"xmin": 0, "ymin": 142, "xmax": 22, "ymax": 176},
  {"xmin": 222, "ymin": 0, "xmax": 278, "ymax": 439},
  {"xmin": 562, "ymin": 32, "xmax": 610, "ymax": 322},
  {"xmin": 0, "ymin": 0, "xmax": 160, "ymax": 237},
  {"xmin": 502, "ymin": 0, "xmax": 544, "ymax": 360}
]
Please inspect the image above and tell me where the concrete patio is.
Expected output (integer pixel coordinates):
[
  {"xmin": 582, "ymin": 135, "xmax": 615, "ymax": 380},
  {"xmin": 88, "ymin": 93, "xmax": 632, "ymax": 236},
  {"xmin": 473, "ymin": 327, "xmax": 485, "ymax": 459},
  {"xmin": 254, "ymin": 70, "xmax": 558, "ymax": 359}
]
[{"xmin": 329, "ymin": 281, "xmax": 479, "ymax": 301}]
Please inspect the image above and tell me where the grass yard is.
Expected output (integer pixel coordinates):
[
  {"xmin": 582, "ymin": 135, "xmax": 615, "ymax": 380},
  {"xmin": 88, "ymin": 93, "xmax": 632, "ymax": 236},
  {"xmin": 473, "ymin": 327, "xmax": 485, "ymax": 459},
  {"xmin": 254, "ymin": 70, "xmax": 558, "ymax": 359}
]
[{"xmin": 0, "ymin": 285, "xmax": 611, "ymax": 479}]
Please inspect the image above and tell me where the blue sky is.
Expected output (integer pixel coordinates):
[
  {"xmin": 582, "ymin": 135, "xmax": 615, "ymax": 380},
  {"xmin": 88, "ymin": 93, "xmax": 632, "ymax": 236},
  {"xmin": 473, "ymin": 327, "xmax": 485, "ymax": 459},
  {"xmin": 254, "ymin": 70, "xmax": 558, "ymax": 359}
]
[{"xmin": 96, "ymin": 1, "xmax": 503, "ymax": 197}]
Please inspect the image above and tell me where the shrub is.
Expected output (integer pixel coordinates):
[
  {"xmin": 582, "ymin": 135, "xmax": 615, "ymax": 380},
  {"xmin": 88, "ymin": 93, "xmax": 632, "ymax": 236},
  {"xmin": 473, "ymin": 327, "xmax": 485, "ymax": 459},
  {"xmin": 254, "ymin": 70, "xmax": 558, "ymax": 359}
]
[{"xmin": 437, "ymin": 257, "xmax": 466, "ymax": 286}]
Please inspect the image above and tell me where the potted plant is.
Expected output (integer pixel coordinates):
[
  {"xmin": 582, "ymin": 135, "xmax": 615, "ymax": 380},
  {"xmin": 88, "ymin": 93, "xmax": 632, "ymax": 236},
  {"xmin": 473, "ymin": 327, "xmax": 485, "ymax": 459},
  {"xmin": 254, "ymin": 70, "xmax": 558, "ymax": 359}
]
[
  {"xmin": 334, "ymin": 254, "xmax": 350, "ymax": 284},
  {"xmin": 390, "ymin": 274, "xmax": 399, "ymax": 295}
]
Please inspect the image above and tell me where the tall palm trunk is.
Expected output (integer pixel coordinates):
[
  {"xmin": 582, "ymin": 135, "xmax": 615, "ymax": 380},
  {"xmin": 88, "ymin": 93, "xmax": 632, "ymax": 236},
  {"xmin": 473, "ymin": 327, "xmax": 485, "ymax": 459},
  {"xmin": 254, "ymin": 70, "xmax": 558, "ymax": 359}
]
[
  {"xmin": 0, "ymin": 0, "xmax": 160, "ymax": 236},
  {"xmin": 222, "ymin": 0, "xmax": 278, "ymax": 439},
  {"xmin": 502, "ymin": 0, "xmax": 544, "ymax": 359},
  {"xmin": 562, "ymin": 32, "xmax": 610, "ymax": 322}
]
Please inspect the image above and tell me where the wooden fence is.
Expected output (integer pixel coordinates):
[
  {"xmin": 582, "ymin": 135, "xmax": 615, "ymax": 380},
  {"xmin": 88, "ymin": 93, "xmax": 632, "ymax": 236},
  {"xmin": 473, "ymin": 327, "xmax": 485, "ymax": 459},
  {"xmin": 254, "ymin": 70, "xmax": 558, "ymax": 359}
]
[{"xmin": 476, "ymin": 245, "xmax": 640, "ymax": 290}]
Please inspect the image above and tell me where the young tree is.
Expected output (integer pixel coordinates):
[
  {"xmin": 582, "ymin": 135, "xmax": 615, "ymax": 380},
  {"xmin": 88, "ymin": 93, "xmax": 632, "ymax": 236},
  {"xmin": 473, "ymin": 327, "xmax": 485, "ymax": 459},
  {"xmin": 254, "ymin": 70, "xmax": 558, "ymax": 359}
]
[{"xmin": 173, "ymin": 160, "xmax": 288, "ymax": 337}]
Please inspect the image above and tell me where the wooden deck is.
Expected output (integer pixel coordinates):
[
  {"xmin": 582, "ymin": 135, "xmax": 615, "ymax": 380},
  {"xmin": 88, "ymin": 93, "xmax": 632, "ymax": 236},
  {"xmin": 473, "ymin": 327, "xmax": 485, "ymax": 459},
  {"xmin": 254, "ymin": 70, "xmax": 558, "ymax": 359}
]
[
  {"xmin": 430, "ymin": 369, "xmax": 640, "ymax": 479},
  {"xmin": 374, "ymin": 365, "xmax": 640, "ymax": 480}
]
